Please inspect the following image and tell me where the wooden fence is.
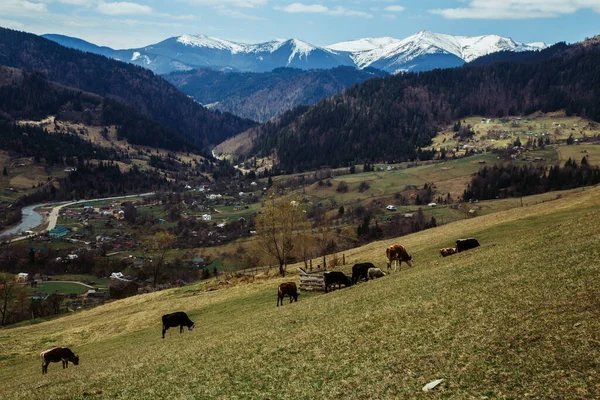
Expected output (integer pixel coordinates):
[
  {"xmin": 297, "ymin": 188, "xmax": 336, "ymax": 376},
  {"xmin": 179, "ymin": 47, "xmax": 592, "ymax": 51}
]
[{"xmin": 298, "ymin": 267, "xmax": 326, "ymax": 291}]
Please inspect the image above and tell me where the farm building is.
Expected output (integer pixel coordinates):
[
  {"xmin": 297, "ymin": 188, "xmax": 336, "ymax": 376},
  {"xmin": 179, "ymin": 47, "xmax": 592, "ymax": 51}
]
[
  {"xmin": 16, "ymin": 273, "xmax": 29, "ymax": 283},
  {"xmin": 49, "ymin": 226, "xmax": 70, "ymax": 238}
]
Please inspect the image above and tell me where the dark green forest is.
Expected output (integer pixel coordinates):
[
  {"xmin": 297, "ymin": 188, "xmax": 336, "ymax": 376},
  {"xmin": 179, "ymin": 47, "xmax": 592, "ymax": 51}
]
[
  {"xmin": 0, "ymin": 67, "xmax": 198, "ymax": 153},
  {"xmin": 463, "ymin": 158, "xmax": 600, "ymax": 200}
]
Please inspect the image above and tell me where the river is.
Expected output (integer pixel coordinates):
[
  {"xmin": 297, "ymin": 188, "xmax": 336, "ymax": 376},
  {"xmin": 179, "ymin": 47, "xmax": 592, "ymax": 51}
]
[{"xmin": 0, "ymin": 203, "xmax": 46, "ymax": 238}]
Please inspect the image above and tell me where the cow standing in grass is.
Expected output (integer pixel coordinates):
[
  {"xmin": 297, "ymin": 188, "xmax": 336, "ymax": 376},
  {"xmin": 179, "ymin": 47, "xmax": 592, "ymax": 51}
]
[
  {"xmin": 40, "ymin": 347, "xmax": 79, "ymax": 374},
  {"xmin": 386, "ymin": 244, "xmax": 413, "ymax": 273},
  {"xmin": 162, "ymin": 311, "xmax": 195, "ymax": 339},
  {"xmin": 277, "ymin": 282, "xmax": 299, "ymax": 306},
  {"xmin": 352, "ymin": 262, "xmax": 376, "ymax": 284},
  {"xmin": 324, "ymin": 271, "xmax": 353, "ymax": 293}
]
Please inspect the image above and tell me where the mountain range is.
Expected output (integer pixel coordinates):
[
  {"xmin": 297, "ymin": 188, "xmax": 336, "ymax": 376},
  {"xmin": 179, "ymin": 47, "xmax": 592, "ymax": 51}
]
[
  {"xmin": 233, "ymin": 39, "xmax": 600, "ymax": 171},
  {"xmin": 43, "ymin": 31, "xmax": 548, "ymax": 75},
  {"xmin": 0, "ymin": 27, "xmax": 256, "ymax": 152}
]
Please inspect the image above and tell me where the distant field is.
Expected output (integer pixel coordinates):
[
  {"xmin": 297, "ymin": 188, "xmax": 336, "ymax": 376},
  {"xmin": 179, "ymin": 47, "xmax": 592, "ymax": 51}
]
[
  {"xmin": 430, "ymin": 113, "xmax": 600, "ymax": 156},
  {"xmin": 1, "ymin": 186, "xmax": 599, "ymax": 399},
  {"xmin": 51, "ymin": 275, "xmax": 110, "ymax": 288},
  {"xmin": 26, "ymin": 282, "xmax": 89, "ymax": 295}
]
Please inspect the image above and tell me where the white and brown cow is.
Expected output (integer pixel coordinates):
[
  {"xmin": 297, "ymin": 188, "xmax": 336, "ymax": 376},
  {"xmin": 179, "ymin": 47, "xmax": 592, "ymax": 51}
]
[
  {"xmin": 40, "ymin": 347, "xmax": 79, "ymax": 374},
  {"xmin": 440, "ymin": 247, "xmax": 457, "ymax": 257},
  {"xmin": 386, "ymin": 244, "xmax": 413, "ymax": 273}
]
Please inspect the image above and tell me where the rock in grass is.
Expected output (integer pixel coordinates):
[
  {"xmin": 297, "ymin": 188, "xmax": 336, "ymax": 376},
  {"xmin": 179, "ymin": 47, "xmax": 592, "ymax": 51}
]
[{"xmin": 422, "ymin": 379, "xmax": 444, "ymax": 392}]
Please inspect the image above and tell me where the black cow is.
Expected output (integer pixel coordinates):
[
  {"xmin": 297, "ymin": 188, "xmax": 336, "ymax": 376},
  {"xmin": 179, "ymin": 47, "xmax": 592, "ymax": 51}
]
[
  {"xmin": 277, "ymin": 282, "xmax": 299, "ymax": 307},
  {"xmin": 456, "ymin": 238, "xmax": 480, "ymax": 253},
  {"xmin": 324, "ymin": 271, "xmax": 353, "ymax": 293},
  {"xmin": 352, "ymin": 262, "xmax": 376, "ymax": 284},
  {"xmin": 162, "ymin": 311, "xmax": 195, "ymax": 339},
  {"xmin": 40, "ymin": 347, "xmax": 79, "ymax": 374}
]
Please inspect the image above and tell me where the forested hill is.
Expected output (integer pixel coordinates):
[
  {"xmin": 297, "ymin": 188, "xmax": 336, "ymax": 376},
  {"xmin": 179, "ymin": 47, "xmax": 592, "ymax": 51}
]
[
  {"xmin": 164, "ymin": 67, "xmax": 388, "ymax": 123},
  {"xmin": 0, "ymin": 28, "xmax": 257, "ymax": 148},
  {"xmin": 0, "ymin": 66, "xmax": 198, "ymax": 152},
  {"xmin": 246, "ymin": 38, "xmax": 600, "ymax": 172}
]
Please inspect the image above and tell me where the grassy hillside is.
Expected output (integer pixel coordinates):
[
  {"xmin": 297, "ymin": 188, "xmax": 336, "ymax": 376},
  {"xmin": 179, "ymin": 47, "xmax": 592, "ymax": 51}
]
[{"xmin": 1, "ymin": 186, "xmax": 600, "ymax": 399}]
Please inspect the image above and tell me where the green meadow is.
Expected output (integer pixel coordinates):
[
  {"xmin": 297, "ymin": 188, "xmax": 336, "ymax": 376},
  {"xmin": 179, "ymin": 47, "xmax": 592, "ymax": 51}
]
[{"xmin": 1, "ymin": 185, "xmax": 599, "ymax": 399}]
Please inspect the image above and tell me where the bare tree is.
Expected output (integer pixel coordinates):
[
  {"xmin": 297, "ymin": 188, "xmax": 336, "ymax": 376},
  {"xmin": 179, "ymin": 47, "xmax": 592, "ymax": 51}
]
[
  {"xmin": 254, "ymin": 197, "xmax": 306, "ymax": 276},
  {"xmin": 147, "ymin": 231, "xmax": 176, "ymax": 288},
  {"xmin": 0, "ymin": 273, "xmax": 23, "ymax": 326}
]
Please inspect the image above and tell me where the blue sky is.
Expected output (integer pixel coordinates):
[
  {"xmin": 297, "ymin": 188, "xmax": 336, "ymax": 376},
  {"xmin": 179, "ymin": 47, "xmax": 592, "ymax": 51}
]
[{"xmin": 1, "ymin": 0, "xmax": 599, "ymax": 48}]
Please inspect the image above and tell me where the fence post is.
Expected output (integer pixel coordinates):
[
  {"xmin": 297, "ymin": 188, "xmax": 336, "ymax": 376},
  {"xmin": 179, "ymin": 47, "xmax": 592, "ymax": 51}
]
[{"xmin": 343, "ymin": 254, "xmax": 345, "ymax": 265}]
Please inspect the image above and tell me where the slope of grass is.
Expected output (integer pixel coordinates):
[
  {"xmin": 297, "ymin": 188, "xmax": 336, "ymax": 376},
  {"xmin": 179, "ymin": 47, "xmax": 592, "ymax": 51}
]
[{"xmin": 1, "ymin": 187, "xmax": 600, "ymax": 399}]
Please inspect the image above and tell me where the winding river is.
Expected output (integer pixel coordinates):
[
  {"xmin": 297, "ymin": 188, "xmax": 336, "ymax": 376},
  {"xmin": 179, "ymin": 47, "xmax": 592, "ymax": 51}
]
[{"xmin": 0, "ymin": 203, "xmax": 45, "ymax": 238}]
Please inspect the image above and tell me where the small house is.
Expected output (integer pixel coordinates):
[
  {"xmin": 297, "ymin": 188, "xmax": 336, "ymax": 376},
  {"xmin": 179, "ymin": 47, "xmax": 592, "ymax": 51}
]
[
  {"xmin": 202, "ymin": 214, "xmax": 212, "ymax": 221},
  {"xmin": 49, "ymin": 226, "xmax": 70, "ymax": 238},
  {"xmin": 192, "ymin": 257, "xmax": 205, "ymax": 268},
  {"xmin": 16, "ymin": 272, "xmax": 29, "ymax": 283},
  {"xmin": 428, "ymin": 203, "xmax": 437, "ymax": 207}
]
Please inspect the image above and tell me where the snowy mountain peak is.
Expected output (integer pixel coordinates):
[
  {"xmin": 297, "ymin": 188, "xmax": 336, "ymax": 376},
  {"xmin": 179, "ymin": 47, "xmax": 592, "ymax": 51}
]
[
  {"xmin": 176, "ymin": 34, "xmax": 245, "ymax": 53},
  {"xmin": 44, "ymin": 31, "xmax": 549, "ymax": 75},
  {"xmin": 328, "ymin": 31, "xmax": 549, "ymax": 70}
]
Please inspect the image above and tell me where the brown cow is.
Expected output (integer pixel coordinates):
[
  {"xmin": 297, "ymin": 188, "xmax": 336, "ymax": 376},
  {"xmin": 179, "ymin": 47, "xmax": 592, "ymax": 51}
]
[
  {"xmin": 386, "ymin": 244, "xmax": 413, "ymax": 273},
  {"xmin": 40, "ymin": 347, "xmax": 79, "ymax": 374},
  {"xmin": 440, "ymin": 247, "xmax": 457, "ymax": 257},
  {"xmin": 277, "ymin": 282, "xmax": 299, "ymax": 307}
]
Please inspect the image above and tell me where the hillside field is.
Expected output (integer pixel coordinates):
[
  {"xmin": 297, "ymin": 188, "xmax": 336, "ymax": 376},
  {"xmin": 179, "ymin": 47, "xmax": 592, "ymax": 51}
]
[{"xmin": 1, "ymin": 185, "xmax": 599, "ymax": 399}]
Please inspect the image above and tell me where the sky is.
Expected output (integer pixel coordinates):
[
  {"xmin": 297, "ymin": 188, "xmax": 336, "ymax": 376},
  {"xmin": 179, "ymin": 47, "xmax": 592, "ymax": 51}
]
[{"xmin": 0, "ymin": 0, "xmax": 599, "ymax": 49}]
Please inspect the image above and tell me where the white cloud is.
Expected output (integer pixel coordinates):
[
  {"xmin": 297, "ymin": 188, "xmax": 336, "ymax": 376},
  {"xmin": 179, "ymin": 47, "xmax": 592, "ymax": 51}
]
[
  {"xmin": 430, "ymin": 0, "xmax": 600, "ymax": 20},
  {"xmin": 280, "ymin": 3, "xmax": 328, "ymax": 13},
  {"xmin": 183, "ymin": 0, "xmax": 268, "ymax": 8},
  {"xmin": 56, "ymin": 0, "xmax": 96, "ymax": 5},
  {"xmin": 276, "ymin": 3, "xmax": 373, "ymax": 18},
  {"xmin": 0, "ymin": 18, "xmax": 26, "ymax": 29},
  {"xmin": 0, "ymin": 0, "xmax": 48, "ymax": 18},
  {"xmin": 96, "ymin": 1, "xmax": 153, "ymax": 16},
  {"xmin": 384, "ymin": 5, "xmax": 405, "ymax": 12}
]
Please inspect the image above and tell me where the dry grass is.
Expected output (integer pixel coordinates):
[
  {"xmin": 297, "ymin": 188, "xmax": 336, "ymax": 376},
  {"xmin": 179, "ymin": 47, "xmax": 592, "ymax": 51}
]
[{"xmin": 1, "ymin": 187, "xmax": 600, "ymax": 399}]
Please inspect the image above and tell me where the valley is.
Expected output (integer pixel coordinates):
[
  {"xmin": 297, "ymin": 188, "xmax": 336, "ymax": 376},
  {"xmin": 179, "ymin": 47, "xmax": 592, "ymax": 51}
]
[{"xmin": 1, "ymin": 23, "xmax": 600, "ymax": 400}]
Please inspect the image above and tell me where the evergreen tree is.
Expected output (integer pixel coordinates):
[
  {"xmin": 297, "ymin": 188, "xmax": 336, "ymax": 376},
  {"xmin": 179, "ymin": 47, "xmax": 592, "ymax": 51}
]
[{"xmin": 2, "ymin": 167, "xmax": 6, "ymax": 176}]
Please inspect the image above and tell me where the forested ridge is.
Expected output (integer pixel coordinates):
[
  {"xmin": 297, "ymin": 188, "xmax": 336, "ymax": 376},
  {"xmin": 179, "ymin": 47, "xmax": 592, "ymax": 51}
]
[
  {"xmin": 0, "ymin": 66, "xmax": 198, "ymax": 153},
  {"xmin": 0, "ymin": 27, "xmax": 257, "ymax": 148},
  {"xmin": 248, "ymin": 39, "xmax": 600, "ymax": 172},
  {"xmin": 165, "ymin": 66, "xmax": 388, "ymax": 122}
]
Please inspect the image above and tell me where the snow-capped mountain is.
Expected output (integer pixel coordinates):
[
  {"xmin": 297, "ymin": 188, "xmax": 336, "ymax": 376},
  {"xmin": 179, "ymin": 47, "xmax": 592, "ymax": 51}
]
[
  {"xmin": 328, "ymin": 31, "xmax": 548, "ymax": 73},
  {"xmin": 43, "ymin": 31, "xmax": 548, "ymax": 75}
]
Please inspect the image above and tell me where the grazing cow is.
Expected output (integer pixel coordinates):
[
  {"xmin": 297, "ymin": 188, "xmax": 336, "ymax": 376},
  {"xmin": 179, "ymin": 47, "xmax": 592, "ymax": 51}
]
[
  {"xmin": 40, "ymin": 347, "xmax": 79, "ymax": 374},
  {"xmin": 456, "ymin": 238, "xmax": 480, "ymax": 253},
  {"xmin": 161, "ymin": 311, "xmax": 195, "ymax": 339},
  {"xmin": 277, "ymin": 282, "xmax": 299, "ymax": 307},
  {"xmin": 386, "ymin": 244, "xmax": 413, "ymax": 272},
  {"xmin": 352, "ymin": 262, "xmax": 376, "ymax": 284},
  {"xmin": 323, "ymin": 271, "xmax": 353, "ymax": 293},
  {"xmin": 440, "ymin": 247, "xmax": 457, "ymax": 257},
  {"xmin": 368, "ymin": 267, "xmax": 386, "ymax": 280}
]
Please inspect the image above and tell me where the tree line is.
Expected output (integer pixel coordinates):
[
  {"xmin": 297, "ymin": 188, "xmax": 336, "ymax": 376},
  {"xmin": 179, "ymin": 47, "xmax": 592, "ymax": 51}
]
[{"xmin": 463, "ymin": 158, "xmax": 600, "ymax": 200}]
